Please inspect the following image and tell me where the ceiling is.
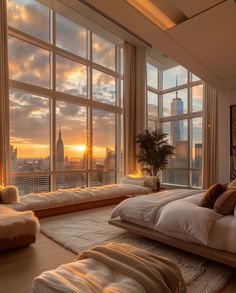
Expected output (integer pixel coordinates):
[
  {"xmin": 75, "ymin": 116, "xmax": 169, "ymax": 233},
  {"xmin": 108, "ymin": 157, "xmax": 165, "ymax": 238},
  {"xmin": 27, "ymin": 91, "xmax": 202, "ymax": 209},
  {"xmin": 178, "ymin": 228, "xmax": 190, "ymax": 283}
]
[{"xmin": 76, "ymin": 0, "xmax": 236, "ymax": 97}]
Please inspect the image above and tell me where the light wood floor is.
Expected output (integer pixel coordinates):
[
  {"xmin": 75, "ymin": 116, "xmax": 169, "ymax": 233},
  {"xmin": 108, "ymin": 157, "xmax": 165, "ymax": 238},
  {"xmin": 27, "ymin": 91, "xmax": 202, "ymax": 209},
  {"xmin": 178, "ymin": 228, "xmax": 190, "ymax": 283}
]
[
  {"xmin": 0, "ymin": 233, "xmax": 235, "ymax": 293},
  {"xmin": 0, "ymin": 233, "xmax": 75, "ymax": 293}
]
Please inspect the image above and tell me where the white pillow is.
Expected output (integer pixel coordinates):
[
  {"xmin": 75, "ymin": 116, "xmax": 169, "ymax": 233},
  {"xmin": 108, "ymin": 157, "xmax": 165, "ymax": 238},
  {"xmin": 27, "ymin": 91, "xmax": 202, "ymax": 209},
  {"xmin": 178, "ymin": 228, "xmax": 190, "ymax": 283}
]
[
  {"xmin": 120, "ymin": 177, "xmax": 145, "ymax": 186},
  {"xmin": 228, "ymin": 179, "xmax": 236, "ymax": 189},
  {"xmin": 121, "ymin": 175, "xmax": 159, "ymax": 190},
  {"xmin": 155, "ymin": 200, "xmax": 222, "ymax": 245},
  {"xmin": 1, "ymin": 186, "xmax": 20, "ymax": 204}
]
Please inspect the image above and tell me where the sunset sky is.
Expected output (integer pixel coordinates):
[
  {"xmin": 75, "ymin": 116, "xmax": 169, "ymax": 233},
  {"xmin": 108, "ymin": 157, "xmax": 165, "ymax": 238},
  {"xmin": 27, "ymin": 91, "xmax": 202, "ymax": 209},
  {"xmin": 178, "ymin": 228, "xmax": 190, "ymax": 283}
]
[{"xmin": 7, "ymin": 0, "xmax": 202, "ymax": 160}]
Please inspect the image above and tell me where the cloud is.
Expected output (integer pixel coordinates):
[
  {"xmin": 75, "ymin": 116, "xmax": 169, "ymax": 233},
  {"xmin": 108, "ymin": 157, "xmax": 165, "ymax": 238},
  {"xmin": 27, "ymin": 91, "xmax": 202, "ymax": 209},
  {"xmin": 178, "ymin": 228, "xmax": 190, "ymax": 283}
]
[{"xmin": 7, "ymin": 0, "xmax": 50, "ymax": 42}]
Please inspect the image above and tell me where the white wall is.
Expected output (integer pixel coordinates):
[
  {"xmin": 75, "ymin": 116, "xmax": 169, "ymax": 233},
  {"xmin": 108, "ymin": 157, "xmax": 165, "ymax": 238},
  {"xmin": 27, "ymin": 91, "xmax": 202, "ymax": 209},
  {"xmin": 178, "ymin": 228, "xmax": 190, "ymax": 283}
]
[{"xmin": 217, "ymin": 92, "xmax": 236, "ymax": 183}]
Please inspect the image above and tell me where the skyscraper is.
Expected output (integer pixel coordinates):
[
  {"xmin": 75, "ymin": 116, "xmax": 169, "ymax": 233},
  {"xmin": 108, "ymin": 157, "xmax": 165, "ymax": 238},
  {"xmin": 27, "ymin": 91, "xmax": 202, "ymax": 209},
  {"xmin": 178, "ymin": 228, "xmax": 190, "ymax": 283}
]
[
  {"xmin": 56, "ymin": 127, "xmax": 64, "ymax": 170},
  {"xmin": 170, "ymin": 78, "xmax": 184, "ymax": 145}
]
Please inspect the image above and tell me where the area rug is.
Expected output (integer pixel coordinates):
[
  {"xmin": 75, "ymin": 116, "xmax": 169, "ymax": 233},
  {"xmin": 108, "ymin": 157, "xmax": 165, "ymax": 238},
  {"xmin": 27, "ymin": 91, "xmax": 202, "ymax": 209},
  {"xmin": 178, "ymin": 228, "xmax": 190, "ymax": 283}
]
[{"xmin": 40, "ymin": 205, "xmax": 234, "ymax": 293}]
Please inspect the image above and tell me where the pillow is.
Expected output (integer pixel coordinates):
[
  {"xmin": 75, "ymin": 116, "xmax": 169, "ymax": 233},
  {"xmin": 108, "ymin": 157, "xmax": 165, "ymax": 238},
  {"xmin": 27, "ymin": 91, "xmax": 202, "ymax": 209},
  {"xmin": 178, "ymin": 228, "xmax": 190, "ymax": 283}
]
[
  {"xmin": 228, "ymin": 179, "xmax": 236, "ymax": 190},
  {"xmin": 121, "ymin": 175, "xmax": 159, "ymax": 190},
  {"xmin": 214, "ymin": 189, "xmax": 236, "ymax": 215},
  {"xmin": 120, "ymin": 177, "xmax": 145, "ymax": 187},
  {"xmin": 155, "ymin": 200, "xmax": 222, "ymax": 245},
  {"xmin": 199, "ymin": 183, "xmax": 226, "ymax": 209},
  {"xmin": 1, "ymin": 186, "xmax": 19, "ymax": 204}
]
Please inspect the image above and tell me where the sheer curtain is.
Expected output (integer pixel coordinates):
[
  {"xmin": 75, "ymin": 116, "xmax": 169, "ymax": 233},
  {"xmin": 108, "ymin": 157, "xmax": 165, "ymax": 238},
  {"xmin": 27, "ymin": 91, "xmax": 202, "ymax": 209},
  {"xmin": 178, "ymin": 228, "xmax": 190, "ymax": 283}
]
[
  {"xmin": 203, "ymin": 84, "xmax": 218, "ymax": 188},
  {"xmin": 0, "ymin": 0, "xmax": 10, "ymax": 185},
  {"xmin": 123, "ymin": 41, "xmax": 146, "ymax": 175}
]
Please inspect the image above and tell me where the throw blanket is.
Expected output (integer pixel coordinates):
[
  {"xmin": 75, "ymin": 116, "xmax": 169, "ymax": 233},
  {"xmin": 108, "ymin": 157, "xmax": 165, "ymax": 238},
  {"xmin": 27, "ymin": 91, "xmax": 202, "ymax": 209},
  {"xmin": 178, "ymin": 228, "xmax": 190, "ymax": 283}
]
[
  {"xmin": 79, "ymin": 243, "xmax": 186, "ymax": 293},
  {"xmin": 33, "ymin": 243, "xmax": 186, "ymax": 293}
]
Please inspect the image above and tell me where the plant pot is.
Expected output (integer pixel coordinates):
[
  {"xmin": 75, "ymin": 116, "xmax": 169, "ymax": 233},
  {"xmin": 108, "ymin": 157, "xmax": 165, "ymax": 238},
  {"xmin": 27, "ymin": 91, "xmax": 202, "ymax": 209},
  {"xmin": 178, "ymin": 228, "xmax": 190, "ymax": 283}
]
[{"xmin": 156, "ymin": 181, "xmax": 161, "ymax": 192}]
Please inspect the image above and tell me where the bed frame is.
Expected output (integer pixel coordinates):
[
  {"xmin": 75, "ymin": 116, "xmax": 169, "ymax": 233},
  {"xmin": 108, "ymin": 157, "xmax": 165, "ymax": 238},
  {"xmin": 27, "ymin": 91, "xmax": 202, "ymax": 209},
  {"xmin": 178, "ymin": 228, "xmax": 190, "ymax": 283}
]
[
  {"xmin": 34, "ymin": 196, "xmax": 128, "ymax": 218},
  {"xmin": 109, "ymin": 218, "xmax": 236, "ymax": 268}
]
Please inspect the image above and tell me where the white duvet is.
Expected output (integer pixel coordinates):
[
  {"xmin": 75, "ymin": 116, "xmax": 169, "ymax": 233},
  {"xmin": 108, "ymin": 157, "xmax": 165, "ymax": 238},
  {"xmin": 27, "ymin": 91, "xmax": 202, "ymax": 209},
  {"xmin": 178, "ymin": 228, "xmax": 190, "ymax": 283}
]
[
  {"xmin": 111, "ymin": 189, "xmax": 201, "ymax": 229},
  {"xmin": 32, "ymin": 258, "xmax": 146, "ymax": 293},
  {"xmin": 8, "ymin": 184, "xmax": 151, "ymax": 212},
  {"xmin": 111, "ymin": 189, "xmax": 236, "ymax": 254}
]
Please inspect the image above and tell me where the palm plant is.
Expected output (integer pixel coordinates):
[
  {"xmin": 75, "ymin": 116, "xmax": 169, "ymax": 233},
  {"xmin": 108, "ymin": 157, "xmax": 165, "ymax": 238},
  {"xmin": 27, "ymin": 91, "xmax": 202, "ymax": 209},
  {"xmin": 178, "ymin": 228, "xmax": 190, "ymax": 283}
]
[{"xmin": 136, "ymin": 128, "xmax": 175, "ymax": 177}]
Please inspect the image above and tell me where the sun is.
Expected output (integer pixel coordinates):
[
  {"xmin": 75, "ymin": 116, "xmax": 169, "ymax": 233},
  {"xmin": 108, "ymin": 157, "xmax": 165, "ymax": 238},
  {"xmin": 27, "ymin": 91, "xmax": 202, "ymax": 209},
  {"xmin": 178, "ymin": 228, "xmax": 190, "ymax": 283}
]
[{"xmin": 76, "ymin": 145, "xmax": 87, "ymax": 152}]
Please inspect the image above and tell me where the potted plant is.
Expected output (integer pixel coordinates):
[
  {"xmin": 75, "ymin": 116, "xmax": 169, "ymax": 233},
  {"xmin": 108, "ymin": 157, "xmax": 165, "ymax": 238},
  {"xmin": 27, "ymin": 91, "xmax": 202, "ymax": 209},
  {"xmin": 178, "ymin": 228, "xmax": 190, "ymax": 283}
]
[{"xmin": 136, "ymin": 128, "xmax": 175, "ymax": 191}]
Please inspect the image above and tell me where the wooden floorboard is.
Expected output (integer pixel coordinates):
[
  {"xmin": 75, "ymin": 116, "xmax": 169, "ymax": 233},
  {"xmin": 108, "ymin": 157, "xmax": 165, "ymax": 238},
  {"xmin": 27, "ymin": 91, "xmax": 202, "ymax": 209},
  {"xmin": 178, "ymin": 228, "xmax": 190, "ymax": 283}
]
[
  {"xmin": 0, "ymin": 233, "xmax": 75, "ymax": 293},
  {"xmin": 0, "ymin": 232, "xmax": 235, "ymax": 293}
]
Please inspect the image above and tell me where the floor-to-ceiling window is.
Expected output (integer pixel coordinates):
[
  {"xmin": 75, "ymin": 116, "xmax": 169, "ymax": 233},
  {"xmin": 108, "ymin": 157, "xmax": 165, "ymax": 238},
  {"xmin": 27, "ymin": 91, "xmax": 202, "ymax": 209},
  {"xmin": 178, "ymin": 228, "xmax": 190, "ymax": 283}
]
[
  {"xmin": 146, "ymin": 58, "xmax": 203, "ymax": 188},
  {"xmin": 7, "ymin": 0, "xmax": 123, "ymax": 195}
]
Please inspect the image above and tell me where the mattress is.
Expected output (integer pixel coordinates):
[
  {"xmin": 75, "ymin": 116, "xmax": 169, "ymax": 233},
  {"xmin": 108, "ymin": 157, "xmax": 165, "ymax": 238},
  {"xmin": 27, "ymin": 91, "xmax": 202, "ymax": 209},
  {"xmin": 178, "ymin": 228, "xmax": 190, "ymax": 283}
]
[
  {"xmin": 32, "ymin": 258, "xmax": 146, "ymax": 293},
  {"xmin": 8, "ymin": 184, "xmax": 151, "ymax": 212}
]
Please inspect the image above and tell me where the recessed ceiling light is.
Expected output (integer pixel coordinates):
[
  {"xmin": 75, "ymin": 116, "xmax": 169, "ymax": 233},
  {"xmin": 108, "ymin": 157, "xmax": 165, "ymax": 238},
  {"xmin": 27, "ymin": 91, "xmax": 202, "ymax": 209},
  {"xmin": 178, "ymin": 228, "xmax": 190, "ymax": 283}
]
[{"xmin": 126, "ymin": 0, "xmax": 176, "ymax": 30}]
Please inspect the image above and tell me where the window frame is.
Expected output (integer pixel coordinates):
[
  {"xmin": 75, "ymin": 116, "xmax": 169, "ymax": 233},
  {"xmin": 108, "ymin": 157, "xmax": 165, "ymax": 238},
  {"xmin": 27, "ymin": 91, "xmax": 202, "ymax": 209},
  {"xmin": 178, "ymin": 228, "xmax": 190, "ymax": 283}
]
[
  {"xmin": 8, "ymin": 6, "xmax": 123, "ymax": 193},
  {"xmin": 146, "ymin": 58, "xmax": 204, "ymax": 188}
]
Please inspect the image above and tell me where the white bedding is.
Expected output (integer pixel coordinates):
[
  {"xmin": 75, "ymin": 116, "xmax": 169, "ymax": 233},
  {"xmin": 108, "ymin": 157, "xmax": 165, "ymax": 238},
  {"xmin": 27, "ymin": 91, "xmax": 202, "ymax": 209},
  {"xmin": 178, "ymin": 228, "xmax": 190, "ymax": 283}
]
[
  {"xmin": 110, "ymin": 189, "xmax": 236, "ymax": 254},
  {"xmin": 32, "ymin": 257, "xmax": 146, "ymax": 293},
  {"xmin": 8, "ymin": 184, "xmax": 151, "ymax": 212},
  {"xmin": 208, "ymin": 215, "xmax": 236, "ymax": 253},
  {"xmin": 111, "ymin": 189, "xmax": 201, "ymax": 229},
  {"xmin": 155, "ymin": 194, "xmax": 221, "ymax": 245}
]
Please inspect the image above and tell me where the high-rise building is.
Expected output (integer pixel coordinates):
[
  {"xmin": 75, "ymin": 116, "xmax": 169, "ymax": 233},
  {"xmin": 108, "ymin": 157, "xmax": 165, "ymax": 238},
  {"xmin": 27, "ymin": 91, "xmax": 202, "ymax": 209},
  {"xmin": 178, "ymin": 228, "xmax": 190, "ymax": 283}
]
[
  {"xmin": 10, "ymin": 145, "xmax": 17, "ymax": 172},
  {"xmin": 56, "ymin": 127, "xmax": 65, "ymax": 170},
  {"xmin": 170, "ymin": 98, "xmax": 184, "ymax": 145}
]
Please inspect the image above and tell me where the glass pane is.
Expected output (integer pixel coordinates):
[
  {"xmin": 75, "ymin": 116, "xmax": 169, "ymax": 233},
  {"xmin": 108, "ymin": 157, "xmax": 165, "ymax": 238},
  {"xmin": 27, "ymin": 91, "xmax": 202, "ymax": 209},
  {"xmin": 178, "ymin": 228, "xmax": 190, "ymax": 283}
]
[
  {"xmin": 56, "ymin": 55, "xmax": 87, "ymax": 97},
  {"xmin": 56, "ymin": 173, "xmax": 87, "ymax": 189},
  {"xmin": 8, "ymin": 36, "xmax": 50, "ymax": 88},
  {"xmin": 191, "ymin": 73, "xmax": 200, "ymax": 82},
  {"xmin": 163, "ymin": 65, "xmax": 187, "ymax": 90},
  {"xmin": 9, "ymin": 90, "xmax": 50, "ymax": 173},
  {"xmin": 92, "ymin": 69, "xmax": 116, "ymax": 105},
  {"xmin": 56, "ymin": 13, "xmax": 87, "ymax": 58},
  {"xmin": 92, "ymin": 34, "xmax": 115, "ymax": 70},
  {"xmin": 163, "ymin": 119, "xmax": 188, "ymax": 168},
  {"xmin": 120, "ymin": 48, "xmax": 124, "ymax": 75},
  {"xmin": 7, "ymin": 0, "xmax": 50, "ymax": 42},
  {"xmin": 162, "ymin": 169, "xmax": 188, "ymax": 186},
  {"xmin": 148, "ymin": 120, "xmax": 156, "ymax": 131},
  {"xmin": 120, "ymin": 79, "xmax": 124, "ymax": 107},
  {"xmin": 56, "ymin": 101, "xmax": 87, "ymax": 171},
  {"xmin": 163, "ymin": 89, "xmax": 187, "ymax": 117},
  {"xmin": 192, "ymin": 170, "xmax": 202, "ymax": 187},
  {"xmin": 92, "ymin": 172, "xmax": 116, "ymax": 187},
  {"xmin": 192, "ymin": 84, "xmax": 203, "ymax": 112},
  {"xmin": 92, "ymin": 109, "xmax": 116, "ymax": 170},
  {"xmin": 147, "ymin": 91, "xmax": 158, "ymax": 117},
  {"xmin": 11, "ymin": 175, "xmax": 51, "ymax": 196},
  {"xmin": 147, "ymin": 63, "xmax": 158, "ymax": 89},
  {"xmin": 192, "ymin": 117, "xmax": 203, "ymax": 169}
]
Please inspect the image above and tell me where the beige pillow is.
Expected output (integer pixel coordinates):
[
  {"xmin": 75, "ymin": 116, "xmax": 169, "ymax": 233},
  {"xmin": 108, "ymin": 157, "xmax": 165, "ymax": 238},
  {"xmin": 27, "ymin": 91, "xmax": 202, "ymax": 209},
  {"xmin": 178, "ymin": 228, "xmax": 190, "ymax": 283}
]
[
  {"xmin": 228, "ymin": 179, "xmax": 236, "ymax": 189},
  {"xmin": 214, "ymin": 189, "xmax": 236, "ymax": 215}
]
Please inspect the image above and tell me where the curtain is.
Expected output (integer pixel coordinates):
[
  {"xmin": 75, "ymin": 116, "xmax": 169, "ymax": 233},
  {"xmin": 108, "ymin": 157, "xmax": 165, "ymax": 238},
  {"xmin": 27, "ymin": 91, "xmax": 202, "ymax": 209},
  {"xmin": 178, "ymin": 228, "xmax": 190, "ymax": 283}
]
[
  {"xmin": 123, "ymin": 41, "xmax": 136, "ymax": 175},
  {"xmin": 123, "ymin": 41, "xmax": 146, "ymax": 175},
  {"xmin": 203, "ymin": 83, "xmax": 217, "ymax": 188},
  {"xmin": 0, "ymin": 0, "xmax": 10, "ymax": 185}
]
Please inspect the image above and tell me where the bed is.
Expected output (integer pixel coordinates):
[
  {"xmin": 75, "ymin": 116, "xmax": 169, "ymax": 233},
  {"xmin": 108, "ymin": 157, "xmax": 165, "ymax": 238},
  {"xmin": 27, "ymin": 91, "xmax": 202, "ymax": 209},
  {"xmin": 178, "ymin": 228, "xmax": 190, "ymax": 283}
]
[
  {"xmin": 7, "ymin": 184, "xmax": 152, "ymax": 218},
  {"xmin": 32, "ymin": 242, "xmax": 185, "ymax": 293},
  {"xmin": 109, "ymin": 189, "xmax": 236, "ymax": 268}
]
